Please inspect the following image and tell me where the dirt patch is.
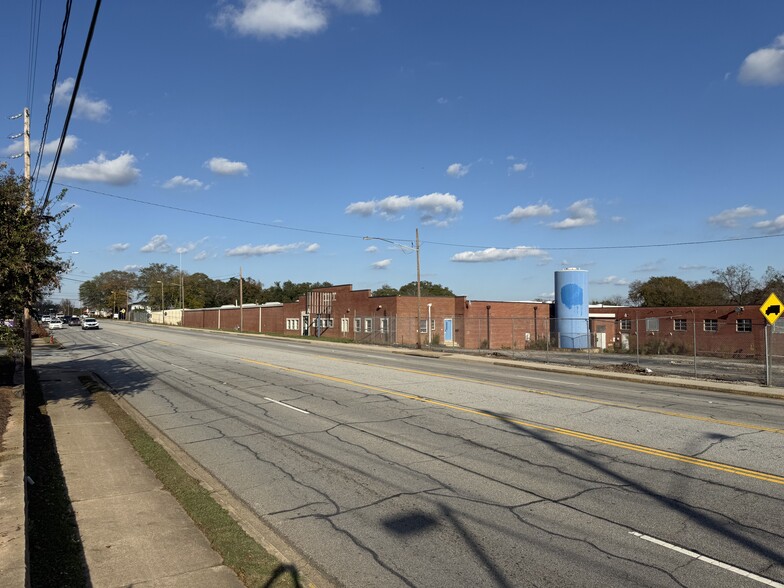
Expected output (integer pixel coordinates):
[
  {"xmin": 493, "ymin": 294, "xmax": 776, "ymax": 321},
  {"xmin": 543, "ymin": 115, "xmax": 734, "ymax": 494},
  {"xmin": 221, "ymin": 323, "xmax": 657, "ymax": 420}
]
[{"xmin": 595, "ymin": 362, "xmax": 653, "ymax": 375}]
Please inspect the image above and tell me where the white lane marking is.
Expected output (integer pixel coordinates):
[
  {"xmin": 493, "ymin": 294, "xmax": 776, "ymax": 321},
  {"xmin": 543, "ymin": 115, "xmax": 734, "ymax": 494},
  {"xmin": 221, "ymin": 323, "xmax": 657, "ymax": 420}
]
[
  {"xmin": 263, "ymin": 397, "xmax": 309, "ymax": 414},
  {"xmin": 629, "ymin": 532, "xmax": 784, "ymax": 587},
  {"xmin": 170, "ymin": 363, "xmax": 190, "ymax": 372}
]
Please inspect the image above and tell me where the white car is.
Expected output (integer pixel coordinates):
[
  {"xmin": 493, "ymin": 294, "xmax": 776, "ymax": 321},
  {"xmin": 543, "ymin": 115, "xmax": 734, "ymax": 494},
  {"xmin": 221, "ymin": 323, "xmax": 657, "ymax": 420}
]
[
  {"xmin": 82, "ymin": 318, "xmax": 100, "ymax": 330},
  {"xmin": 48, "ymin": 318, "xmax": 65, "ymax": 330}
]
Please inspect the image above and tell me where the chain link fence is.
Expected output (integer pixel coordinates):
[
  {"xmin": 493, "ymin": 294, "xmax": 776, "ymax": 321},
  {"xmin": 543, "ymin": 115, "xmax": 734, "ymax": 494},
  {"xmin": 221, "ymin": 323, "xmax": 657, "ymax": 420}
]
[{"xmin": 346, "ymin": 315, "xmax": 782, "ymax": 386}]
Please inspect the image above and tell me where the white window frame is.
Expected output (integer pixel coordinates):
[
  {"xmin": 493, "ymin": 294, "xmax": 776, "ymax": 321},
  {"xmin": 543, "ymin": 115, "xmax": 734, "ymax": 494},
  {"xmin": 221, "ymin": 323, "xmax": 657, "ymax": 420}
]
[
  {"xmin": 341, "ymin": 317, "xmax": 349, "ymax": 333},
  {"xmin": 704, "ymin": 319, "xmax": 718, "ymax": 332},
  {"xmin": 673, "ymin": 319, "xmax": 687, "ymax": 332}
]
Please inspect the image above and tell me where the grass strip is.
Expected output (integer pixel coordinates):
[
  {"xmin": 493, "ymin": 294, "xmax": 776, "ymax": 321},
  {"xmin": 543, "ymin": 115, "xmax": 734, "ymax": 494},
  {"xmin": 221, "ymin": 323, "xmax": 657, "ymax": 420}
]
[{"xmin": 78, "ymin": 375, "xmax": 302, "ymax": 588}]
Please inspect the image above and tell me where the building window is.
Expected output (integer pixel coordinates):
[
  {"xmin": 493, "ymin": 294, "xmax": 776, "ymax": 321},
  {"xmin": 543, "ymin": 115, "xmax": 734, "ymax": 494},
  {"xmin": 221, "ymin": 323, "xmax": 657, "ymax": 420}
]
[
  {"xmin": 380, "ymin": 318, "xmax": 389, "ymax": 333},
  {"xmin": 419, "ymin": 319, "xmax": 428, "ymax": 333},
  {"xmin": 341, "ymin": 318, "xmax": 349, "ymax": 333},
  {"xmin": 328, "ymin": 318, "xmax": 333, "ymax": 328},
  {"xmin": 365, "ymin": 318, "xmax": 372, "ymax": 332},
  {"xmin": 645, "ymin": 318, "xmax": 659, "ymax": 332},
  {"xmin": 736, "ymin": 319, "xmax": 752, "ymax": 333},
  {"xmin": 673, "ymin": 319, "xmax": 687, "ymax": 331},
  {"xmin": 286, "ymin": 318, "xmax": 299, "ymax": 330},
  {"xmin": 620, "ymin": 319, "xmax": 631, "ymax": 331},
  {"xmin": 354, "ymin": 318, "xmax": 361, "ymax": 332},
  {"xmin": 704, "ymin": 319, "xmax": 718, "ymax": 332}
]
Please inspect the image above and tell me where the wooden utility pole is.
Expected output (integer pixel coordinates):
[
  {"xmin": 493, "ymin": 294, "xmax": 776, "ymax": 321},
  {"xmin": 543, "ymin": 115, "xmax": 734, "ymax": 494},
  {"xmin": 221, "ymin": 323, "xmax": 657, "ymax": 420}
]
[
  {"xmin": 23, "ymin": 108, "xmax": 33, "ymax": 370},
  {"xmin": 239, "ymin": 267, "xmax": 244, "ymax": 332}
]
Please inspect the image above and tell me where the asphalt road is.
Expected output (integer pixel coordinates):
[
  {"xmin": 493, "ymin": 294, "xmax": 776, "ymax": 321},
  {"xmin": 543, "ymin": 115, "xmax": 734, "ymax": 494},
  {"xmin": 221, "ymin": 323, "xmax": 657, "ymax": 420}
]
[{"xmin": 36, "ymin": 322, "xmax": 784, "ymax": 587}]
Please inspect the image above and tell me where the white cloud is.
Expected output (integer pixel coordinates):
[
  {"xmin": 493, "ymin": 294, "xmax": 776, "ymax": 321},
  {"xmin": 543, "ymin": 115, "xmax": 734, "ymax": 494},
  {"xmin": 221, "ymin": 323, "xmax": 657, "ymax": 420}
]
[
  {"xmin": 708, "ymin": 205, "xmax": 767, "ymax": 227},
  {"xmin": 590, "ymin": 275, "xmax": 629, "ymax": 286},
  {"xmin": 611, "ymin": 216, "xmax": 624, "ymax": 223},
  {"xmin": 214, "ymin": 0, "xmax": 378, "ymax": 40},
  {"xmin": 140, "ymin": 234, "xmax": 171, "ymax": 253},
  {"xmin": 55, "ymin": 153, "xmax": 140, "ymax": 185},
  {"xmin": 110, "ymin": 243, "xmax": 130, "ymax": 252},
  {"xmin": 123, "ymin": 264, "xmax": 141, "ymax": 271},
  {"xmin": 54, "ymin": 78, "xmax": 110, "ymax": 121},
  {"xmin": 205, "ymin": 157, "xmax": 249, "ymax": 175},
  {"xmin": 679, "ymin": 264, "xmax": 709, "ymax": 271},
  {"xmin": 495, "ymin": 203, "xmax": 555, "ymax": 223},
  {"xmin": 305, "ymin": 243, "xmax": 320, "ymax": 252},
  {"xmin": 549, "ymin": 199, "xmax": 598, "ymax": 229},
  {"xmin": 437, "ymin": 97, "xmax": 448, "ymax": 105},
  {"xmin": 3, "ymin": 135, "xmax": 79, "ymax": 157},
  {"xmin": 225, "ymin": 242, "xmax": 317, "ymax": 256},
  {"xmin": 371, "ymin": 259, "xmax": 392, "ymax": 269},
  {"xmin": 446, "ymin": 162, "xmax": 469, "ymax": 178},
  {"xmin": 739, "ymin": 34, "xmax": 784, "ymax": 86},
  {"xmin": 633, "ymin": 259, "xmax": 664, "ymax": 273},
  {"xmin": 163, "ymin": 175, "xmax": 206, "ymax": 190},
  {"xmin": 753, "ymin": 214, "xmax": 784, "ymax": 234},
  {"xmin": 509, "ymin": 162, "xmax": 528, "ymax": 173},
  {"xmin": 365, "ymin": 245, "xmax": 378, "ymax": 253},
  {"xmin": 346, "ymin": 192, "xmax": 463, "ymax": 226},
  {"xmin": 194, "ymin": 251, "xmax": 209, "ymax": 261},
  {"xmin": 451, "ymin": 246, "xmax": 548, "ymax": 263}
]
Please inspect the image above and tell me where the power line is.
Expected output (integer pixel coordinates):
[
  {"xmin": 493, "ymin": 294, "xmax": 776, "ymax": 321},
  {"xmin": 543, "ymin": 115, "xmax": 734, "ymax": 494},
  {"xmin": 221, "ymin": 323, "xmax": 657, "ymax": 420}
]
[
  {"xmin": 32, "ymin": 0, "xmax": 72, "ymax": 193},
  {"xmin": 43, "ymin": 0, "xmax": 102, "ymax": 208},
  {"xmin": 26, "ymin": 0, "xmax": 43, "ymax": 111},
  {"xmin": 57, "ymin": 182, "xmax": 784, "ymax": 253},
  {"xmin": 55, "ymin": 182, "xmax": 369, "ymax": 241}
]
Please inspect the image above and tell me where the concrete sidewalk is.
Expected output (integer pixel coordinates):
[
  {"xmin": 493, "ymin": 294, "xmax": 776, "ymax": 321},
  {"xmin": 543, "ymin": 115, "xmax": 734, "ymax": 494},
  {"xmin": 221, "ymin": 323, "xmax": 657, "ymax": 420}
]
[{"xmin": 40, "ymin": 370, "xmax": 245, "ymax": 588}]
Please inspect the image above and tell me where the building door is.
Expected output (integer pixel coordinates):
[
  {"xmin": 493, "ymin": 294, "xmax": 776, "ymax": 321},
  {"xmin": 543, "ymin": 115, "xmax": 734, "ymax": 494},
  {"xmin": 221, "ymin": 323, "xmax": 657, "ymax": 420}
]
[
  {"xmin": 302, "ymin": 314, "xmax": 309, "ymax": 336},
  {"xmin": 444, "ymin": 318, "xmax": 453, "ymax": 344}
]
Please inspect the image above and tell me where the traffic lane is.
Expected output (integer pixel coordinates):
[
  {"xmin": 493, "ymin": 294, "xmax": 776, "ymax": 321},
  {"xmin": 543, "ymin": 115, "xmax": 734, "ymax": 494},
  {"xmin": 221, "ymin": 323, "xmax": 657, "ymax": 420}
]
[
  {"xmin": 84, "ymin": 334, "xmax": 784, "ymax": 586},
  {"xmin": 108, "ymin": 321, "xmax": 784, "ymax": 432},
  {"xmin": 89, "ymin": 324, "xmax": 784, "ymax": 481}
]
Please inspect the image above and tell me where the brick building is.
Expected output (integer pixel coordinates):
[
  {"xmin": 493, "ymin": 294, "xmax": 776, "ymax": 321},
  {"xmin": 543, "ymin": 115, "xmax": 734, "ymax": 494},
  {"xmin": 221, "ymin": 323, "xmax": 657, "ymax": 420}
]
[{"xmin": 180, "ymin": 283, "xmax": 770, "ymax": 357}]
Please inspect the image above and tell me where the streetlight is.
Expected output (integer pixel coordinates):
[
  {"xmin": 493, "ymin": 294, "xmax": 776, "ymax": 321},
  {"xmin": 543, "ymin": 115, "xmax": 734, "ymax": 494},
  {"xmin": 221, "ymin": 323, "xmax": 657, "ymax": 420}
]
[{"xmin": 363, "ymin": 228, "xmax": 422, "ymax": 348}]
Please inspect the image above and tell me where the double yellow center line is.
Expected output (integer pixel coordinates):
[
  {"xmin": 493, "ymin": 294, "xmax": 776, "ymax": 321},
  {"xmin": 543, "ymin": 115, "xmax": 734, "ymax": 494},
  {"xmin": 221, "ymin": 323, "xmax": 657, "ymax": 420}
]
[{"xmin": 242, "ymin": 358, "xmax": 784, "ymax": 486}]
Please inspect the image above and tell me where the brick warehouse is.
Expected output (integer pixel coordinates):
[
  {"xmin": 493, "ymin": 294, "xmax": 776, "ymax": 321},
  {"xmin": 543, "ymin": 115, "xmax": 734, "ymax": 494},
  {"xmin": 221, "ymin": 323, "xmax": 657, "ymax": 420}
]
[{"xmin": 178, "ymin": 284, "xmax": 772, "ymax": 358}]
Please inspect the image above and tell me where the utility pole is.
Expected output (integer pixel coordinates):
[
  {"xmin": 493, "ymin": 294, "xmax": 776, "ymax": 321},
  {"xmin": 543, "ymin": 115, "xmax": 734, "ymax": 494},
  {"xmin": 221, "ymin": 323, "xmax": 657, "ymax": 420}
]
[{"xmin": 23, "ymin": 108, "xmax": 32, "ymax": 370}]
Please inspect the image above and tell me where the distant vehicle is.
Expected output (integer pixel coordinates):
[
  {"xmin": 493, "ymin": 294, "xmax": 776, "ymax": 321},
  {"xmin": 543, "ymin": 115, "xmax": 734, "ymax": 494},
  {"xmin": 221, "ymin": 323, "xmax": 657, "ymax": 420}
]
[
  {"xmin": 113, "ymin": 313, "xmax": 119, "ymax": 319},
  {"xmin": 41, "ymin": 315, "xmax": 51, "ymax": 323},
  {"xmin": 82, "ymin": 318, "xmax": 99, "ymax": 330},
  {"xmin": 48, "ymin": 318, "xmax": 65, "ymax": 330},
  {"xmin": 68, "ymin": 317, "xmax": 81, "ymax": 326}
]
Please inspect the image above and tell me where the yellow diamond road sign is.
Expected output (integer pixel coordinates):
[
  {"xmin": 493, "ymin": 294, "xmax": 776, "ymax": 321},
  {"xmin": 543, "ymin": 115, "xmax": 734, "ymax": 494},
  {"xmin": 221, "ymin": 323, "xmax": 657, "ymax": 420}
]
[{"xmin": 760, "ymin": 292, "xmax": 783, "ymax": 325}]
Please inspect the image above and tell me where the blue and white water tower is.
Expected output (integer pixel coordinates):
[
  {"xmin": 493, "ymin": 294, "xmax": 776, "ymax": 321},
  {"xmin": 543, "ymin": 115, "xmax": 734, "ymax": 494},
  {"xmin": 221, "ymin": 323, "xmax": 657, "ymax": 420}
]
[{"xmin": 555, "ymin": 268, "xmax": 589, "ymax": 349}]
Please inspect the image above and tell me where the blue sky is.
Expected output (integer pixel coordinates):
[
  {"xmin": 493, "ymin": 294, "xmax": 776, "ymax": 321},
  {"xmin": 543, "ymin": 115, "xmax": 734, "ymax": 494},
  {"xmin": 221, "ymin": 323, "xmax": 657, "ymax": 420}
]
[{"xmin": 3, "ymin": 1, "xmax": 784, "ymax": 306}]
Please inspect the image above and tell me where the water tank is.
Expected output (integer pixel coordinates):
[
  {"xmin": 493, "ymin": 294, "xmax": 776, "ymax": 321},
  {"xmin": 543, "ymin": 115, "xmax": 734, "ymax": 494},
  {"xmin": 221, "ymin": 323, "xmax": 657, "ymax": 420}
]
[{"xmin": 555, "ymin": 269, "xmax": 589, "ymax": 349}]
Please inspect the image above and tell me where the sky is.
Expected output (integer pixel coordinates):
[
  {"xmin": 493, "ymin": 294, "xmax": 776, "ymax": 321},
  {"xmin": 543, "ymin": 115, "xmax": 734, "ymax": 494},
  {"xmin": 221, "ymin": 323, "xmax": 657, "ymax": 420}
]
[{"xmin": 3, "ymin": 0, "xmax": 784, "ymax": 306}]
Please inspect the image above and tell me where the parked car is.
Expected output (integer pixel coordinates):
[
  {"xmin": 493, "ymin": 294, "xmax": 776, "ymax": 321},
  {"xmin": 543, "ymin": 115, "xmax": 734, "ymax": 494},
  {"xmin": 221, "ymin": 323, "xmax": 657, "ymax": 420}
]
[
  {"xmin": 48, "ymin": 318, "xmax": 65, "ymax": 330},
  {"xmin": 69, "ymin": 317, "xmax": 81, "ymax": 326},
  {"xmin": 41, "ymin": 315, "xmax": 51, "ymax": 323},
  {"xmin": 82, "ymin": 318, "xmax": 99, "ymax": 330}
]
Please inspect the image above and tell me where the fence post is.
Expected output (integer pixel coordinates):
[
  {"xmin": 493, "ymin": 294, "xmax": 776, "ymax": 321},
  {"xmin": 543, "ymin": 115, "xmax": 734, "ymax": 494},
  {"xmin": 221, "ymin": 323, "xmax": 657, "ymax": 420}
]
[
  {"xmin": 692, "ymin": 311, "xmax": 697, "ymax": 378},
  {"xmin": 765, "ymin": 324, "xmax": 771, "ymax": 386}
]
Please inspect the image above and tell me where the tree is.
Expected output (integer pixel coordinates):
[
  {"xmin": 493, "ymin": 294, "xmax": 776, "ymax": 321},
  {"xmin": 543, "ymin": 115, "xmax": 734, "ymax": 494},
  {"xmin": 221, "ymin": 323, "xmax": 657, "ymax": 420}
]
[
  {"xmin": 591, "ymin": 295, "xmax": 628, "ymax": 306},
  {"xmin": 398, "ymin": 280, "xmax": 455, "ymax": 297},
  {"xmin": 79, "ymin": 270, "xmax": 137, "ymax": 313},
  {"xmin": 759, "ymin": 266, "xmax": 784, "ymax": 300},
  {"xmin": 372, "ymin": 284, "xmax": 399, "ymax": 297},
  {"xmin": 711, "ymin": 264, "xmax": 758, "ymax": 306},
  {"xmin": 628, "ymin": 277, "xmax": 694, "ymax": 307},
  {"xmin": 0, "ymin": 164, "xmax": 72, "ymax": 320},
  {"xmin": 689, "ymin": 279, "xmax": 728, "ymax": 306},
  {"xmin": 136, "ymin": 263, "xmax": 179, "ymax": 310}
]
